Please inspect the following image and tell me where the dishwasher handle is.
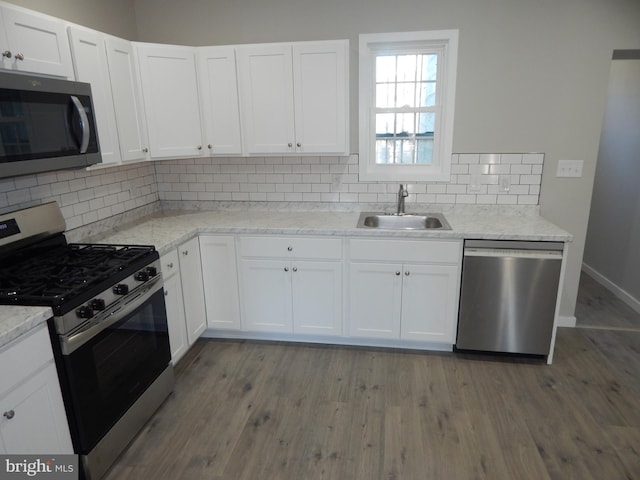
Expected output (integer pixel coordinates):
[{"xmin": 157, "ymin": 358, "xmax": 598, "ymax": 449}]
[{"xmin": 464, "ymin": 247, "xmax": 562, "ymax": 260}]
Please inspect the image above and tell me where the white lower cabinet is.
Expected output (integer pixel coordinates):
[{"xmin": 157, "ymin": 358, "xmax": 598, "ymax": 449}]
[
  {"xmin": 0, "ymin": 324, "xmax": 73, "ymax": 454},
  {"xmin": 199, "ymin": 235, "xmax": 241, "ymax": 330},
  {"xmin": 348, "ymin": 239, "xmax": 462, "ymax": 345},
  {"xmin": 160, "ymin": 237, "xmax": 207, "ymax": 364},
  {"xmin": 238, "ymin": 236, "xmax": 342, "ymax": 336}
]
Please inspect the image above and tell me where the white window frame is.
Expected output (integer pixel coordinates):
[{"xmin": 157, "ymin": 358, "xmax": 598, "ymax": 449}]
[{"xmin": 359, "ymin": 30, "xmax": 458, "ymax": 182}]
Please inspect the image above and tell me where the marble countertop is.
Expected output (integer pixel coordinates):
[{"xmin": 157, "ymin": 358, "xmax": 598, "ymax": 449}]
[
  {"xmin": 85, "ymin": 208, "xmax": 573, "ymax": 256},
  {"xmin": 0, "ymin": 206, "xmax": 572, "ymax": 349},
  {"xmin": 0, "ymin": 306, "xmax": 53, "ymax": 349}
]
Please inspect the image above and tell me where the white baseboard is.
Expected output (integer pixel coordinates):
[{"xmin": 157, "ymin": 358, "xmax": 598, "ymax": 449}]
[
  {"xmin": 582, "ymin": 262, "xmax": 640, "ymax": 314},
  {"xmin": 557, "ymin": 315, "xmax": 576, "ymax": 328}
]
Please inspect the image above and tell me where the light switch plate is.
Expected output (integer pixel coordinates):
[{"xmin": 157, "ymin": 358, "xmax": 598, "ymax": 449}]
[{"xmin": 557, "ymin": 159, "xmax": 583, "ymax": 178}]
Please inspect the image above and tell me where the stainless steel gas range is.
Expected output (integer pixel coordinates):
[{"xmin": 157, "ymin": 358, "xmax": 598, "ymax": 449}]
[{"xmin": 0, "ymin": 202, "xmax": 174, "ymax": 480}]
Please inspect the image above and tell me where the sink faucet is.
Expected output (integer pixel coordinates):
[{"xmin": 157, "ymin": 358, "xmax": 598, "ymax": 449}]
[{"xmin": 396, "ymin": 184, "xmax": 409, "ymax": 215}]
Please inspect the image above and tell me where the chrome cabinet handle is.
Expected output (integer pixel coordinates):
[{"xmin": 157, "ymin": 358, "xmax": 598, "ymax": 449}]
[
  {"xmin": 164, "ymin": 289, "xmax": 169, "ymax": 296},
  {"xmin": 15, "ymin": 53, "xmax": 24, "ymax": 61},
  {"xmin": 197, "ymin": 145, "xmax": 202, "ymax": 150},
  {"xmin": 3, "ymin": 410, "xmax": 15, "ymax": 419},
  {"xmin": 166, "ymin": 262, "xmax": 174, "ymax": 268},
  {"xmin": 395, "ymin": 271, "xmax": 401, "ymax": 276},
  {"xmin": 405, "ymin": 271, "xmax": 410, "ymax": 276},
  {"xmin": 143, "ymin": 148, "xmax": 149, "ymax": 153},
  {"xmin": 292, "ymin": 267, "xmax": 297, "ymax": 272},
  {"xmin": 287, "ymin": 246, "xmax": 293, "ymax": 252},
  {"xmin": 208, "ymin": 144, "xmax": 212, "ymax": 149},
  {"xmin": 288, "ymin": 143, "xmax": 293, "ymax": 148},
  {"xmin": 297, "ymin": 142, "xmax": 301, "ymax": 147},
  {"xmin": 182, "ymin": 250, "xmax": 188, "ymax": 256},
  {"xmin": 2, "ymin": 51, "xmax": 11, "ymax": 58},
  {"xmin": 284, "ymin": 267, "xmax": 289, "ymax": 272}
]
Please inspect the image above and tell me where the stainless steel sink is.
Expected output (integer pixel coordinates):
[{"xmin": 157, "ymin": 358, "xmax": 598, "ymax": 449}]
[{"xmin": 356, "ymin": 212, "xmax": 451, "ymax": 230}]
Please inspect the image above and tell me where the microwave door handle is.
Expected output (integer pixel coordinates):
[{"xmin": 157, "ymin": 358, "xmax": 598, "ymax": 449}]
[{"xmin": 70, "ymin": 95, "xmax": 90, "ymax": 153}]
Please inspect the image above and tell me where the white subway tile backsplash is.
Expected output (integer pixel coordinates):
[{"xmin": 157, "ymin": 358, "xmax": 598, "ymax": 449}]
[
  {"xmin": 1, "ymin": 152, "xmax": 543, "ymax": 236},
  {"xmin": 480, "ymin": 153, "xmax": 501, "ymax": 164},
  {"xmin": 523, "ymin": 153, "xmax": 544, "ymax": 164},
  {"xmin": 501, "ymin": 154, "xmax": 523, "ymax": 164}
]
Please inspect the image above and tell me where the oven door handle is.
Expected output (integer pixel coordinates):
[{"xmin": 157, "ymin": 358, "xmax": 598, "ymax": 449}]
[{"xmin": 61, "ymin": 276, "xmax": 163, "ymax": 355}]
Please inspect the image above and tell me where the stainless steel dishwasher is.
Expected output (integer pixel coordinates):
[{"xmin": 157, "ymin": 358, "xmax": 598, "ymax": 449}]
[{"xmin": 456, "ymin": 240, "xmax": 563, "ymax": 356}]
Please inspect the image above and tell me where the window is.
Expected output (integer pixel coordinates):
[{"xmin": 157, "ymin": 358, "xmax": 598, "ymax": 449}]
[{"xmin": 359, "ymin": 30, "xmax": 458, "ymax": 182}]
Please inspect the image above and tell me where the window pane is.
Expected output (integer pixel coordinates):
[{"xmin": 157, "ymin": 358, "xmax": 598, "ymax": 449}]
[
  {"xmin": 376, "ymin": 113, "xmax": 395, "ymax": 136},
  {"xmin": 396, "ymin": 83, "xmax": 415, "ymax": 108},
  {"xmin": 398, "ymin": 139, "xmax": 415, "ymax": 164},
  {"xmin": 398, "ymin": 113, "xmax": 415, "ymax": 135},
  {"xmin": 416, "ymin": 138, "xmax": 433, "ymax": 164},
  {"xmin": 376, "ymin": 83, "xmax": 395, "ymax": 108},
  {"xmin": 418, "ymin": 82, "xmax": 436, "ymax": 107},
  {"xmin": 376, "ymin": 56, "xmax": 396, "ymax": 82},
  {"xmin": 397, "ymin": 55, "xmax": 417, "ymax": 82},
  {"xmin": 421, "ymin": 54, "xmax": 438, "ymax": 82},
  {"xmin": 417, "ymin": 112, "xmax": 435, "ymax": 135},
  {"xmin": 376, "ymin": 139, "xmax": 393, "ymax": 164}
]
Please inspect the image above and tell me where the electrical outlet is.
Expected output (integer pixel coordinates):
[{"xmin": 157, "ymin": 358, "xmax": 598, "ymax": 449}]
[{"xmin": 557, "ymin": 160, "xmax": 583, "ymax": 178}]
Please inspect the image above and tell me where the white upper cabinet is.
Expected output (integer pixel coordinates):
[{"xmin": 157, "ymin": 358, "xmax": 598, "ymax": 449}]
[
  {"xmin": 237, "ymin": 43, "xmax": 295, "ymax": 154},
  {"xmin": 68, "ymin": 26, "xmax": 121, "ymax": 166},
  {"xmin": 292, "ymin": 41, "xmax": 348, "ymax": 154},
  {"xmin": 0, "ymin": 4, "xmax": 74, "ymax": 78},
  {"xmin": 135, "ymin": 43, "xmax": 203, "ymax": 159},
  {"xmin": 105, "ymin": 37, "xmax": 149, "ymax": 163},
  {"xmin": 196, "ymin": 46, "xmax": 243, "ymax": 155},
  {"xmin": 237, "ymin": 40, "xmax": 348, "ymax": 155}
]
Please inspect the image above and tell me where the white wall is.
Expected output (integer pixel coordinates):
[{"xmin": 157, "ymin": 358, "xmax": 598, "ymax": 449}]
[
  {"xmin": 132, "ymin": 0, "xmax": 640, "ymax": 319},
  {"xmin": 584, "ymin": 55, "xmax": 640, "ymax": 304},
  {"xmin": 3, "ymin": 0, "xmax": 138, "ymax": 39}
]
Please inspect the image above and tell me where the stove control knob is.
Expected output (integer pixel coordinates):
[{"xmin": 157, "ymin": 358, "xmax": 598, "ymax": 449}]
[
  {"xmin": 113, "ymin": 284, "xmax": 129, "ymax": 295},
  {"xmin": 76, "ymin": 306, "xmax": 94, "ymax": 319},
  {"xmin": 146, "ymin": 266, "xmax": 158, "ymax": 277},
  {"xmin": 90, "ymin": 298, "xmax": 106, "ymax": 311},
  {"xmin": 134, "ymin": 270, "xmax": 149, "ymax": 282}
]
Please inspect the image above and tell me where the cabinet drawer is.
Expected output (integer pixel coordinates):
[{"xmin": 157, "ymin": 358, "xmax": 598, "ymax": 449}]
[
  {"xmin": 160, "ymin": 249, "xmax": 180, "ymax": 278},
  {"xmin": 0, "ymin": 324, "xmax": 53, "ymax": 396},
  {"xmin": 239, "ymin": 236, "xmax": 342, "ymax": 260},
  {"xmin": 349, "ymin": 238, "xmax": 461, "ymax": 264}
]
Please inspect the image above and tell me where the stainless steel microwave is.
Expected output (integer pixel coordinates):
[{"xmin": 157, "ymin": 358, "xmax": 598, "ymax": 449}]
[{"xmin": 0, "ymin": 72, "xmax": 101, "ymax": 179}]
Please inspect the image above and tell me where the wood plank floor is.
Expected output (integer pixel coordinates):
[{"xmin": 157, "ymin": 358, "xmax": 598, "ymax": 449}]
[
  {"xmin": 576, "ymin": 271, "xmax": 640, "ymax": 330},
  {"xmin": 104, "ymin": 324, "xmax": 640, "ymax": 480}
]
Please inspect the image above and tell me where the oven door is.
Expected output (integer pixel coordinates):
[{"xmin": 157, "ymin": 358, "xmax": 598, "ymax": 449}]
[{"xmin": 57, "ymin": 276, "xmax": 171, "ymax": 453}]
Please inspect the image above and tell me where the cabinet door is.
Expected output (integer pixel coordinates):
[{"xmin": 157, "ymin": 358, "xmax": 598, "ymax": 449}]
[
  {"xmin": 292, "ymin": 41, "xmax": 348, "ymax": 154},
  {"xmin": 68, "ymin": 27, "xmax": 121, "ymax": 166},
  {"xmin": 348, "ymin": 262, "xmax": 402, "ymax": 338},
  {"xmin": 200, "ymin": 235, "xmax": 241, "ymax": 330},
  {"xmin": 0, "ymin": 362, "xmax": 73, "ymax": 454},
  {"xmin": 237, "ymin": 44, "xmax": 296, "ymax": 154},
  {"xmin": 0, "ymin": 5, "xmax": 73, "ymax": 78},
  {"xmin": 105, "ymin": 37, "xmax": 148, "ymax": 162},
  {"xmin": 401, "ymin": 264, "xmax": 459, "ymax": 344},
  {"xmin": 178, "ymin": 237, "xmax": 207, "ymax": 344},
  {"xmin": 197, "ymin": 46, "xmax": 243, "ymax": 155},
  {"xmin": 239, "ymin": 259, "xmax": 292, "ymax": 332},
  {"xmin": 292, "ymin": 260, "xmax": 342, "ymax": 336},
  {"xmin": 163, "ymin": 272, "xmax": 188, "ymax": 364},
  {"xmin": 136, "ymin": 44, "xmax": 203, "ymax": 159}
]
